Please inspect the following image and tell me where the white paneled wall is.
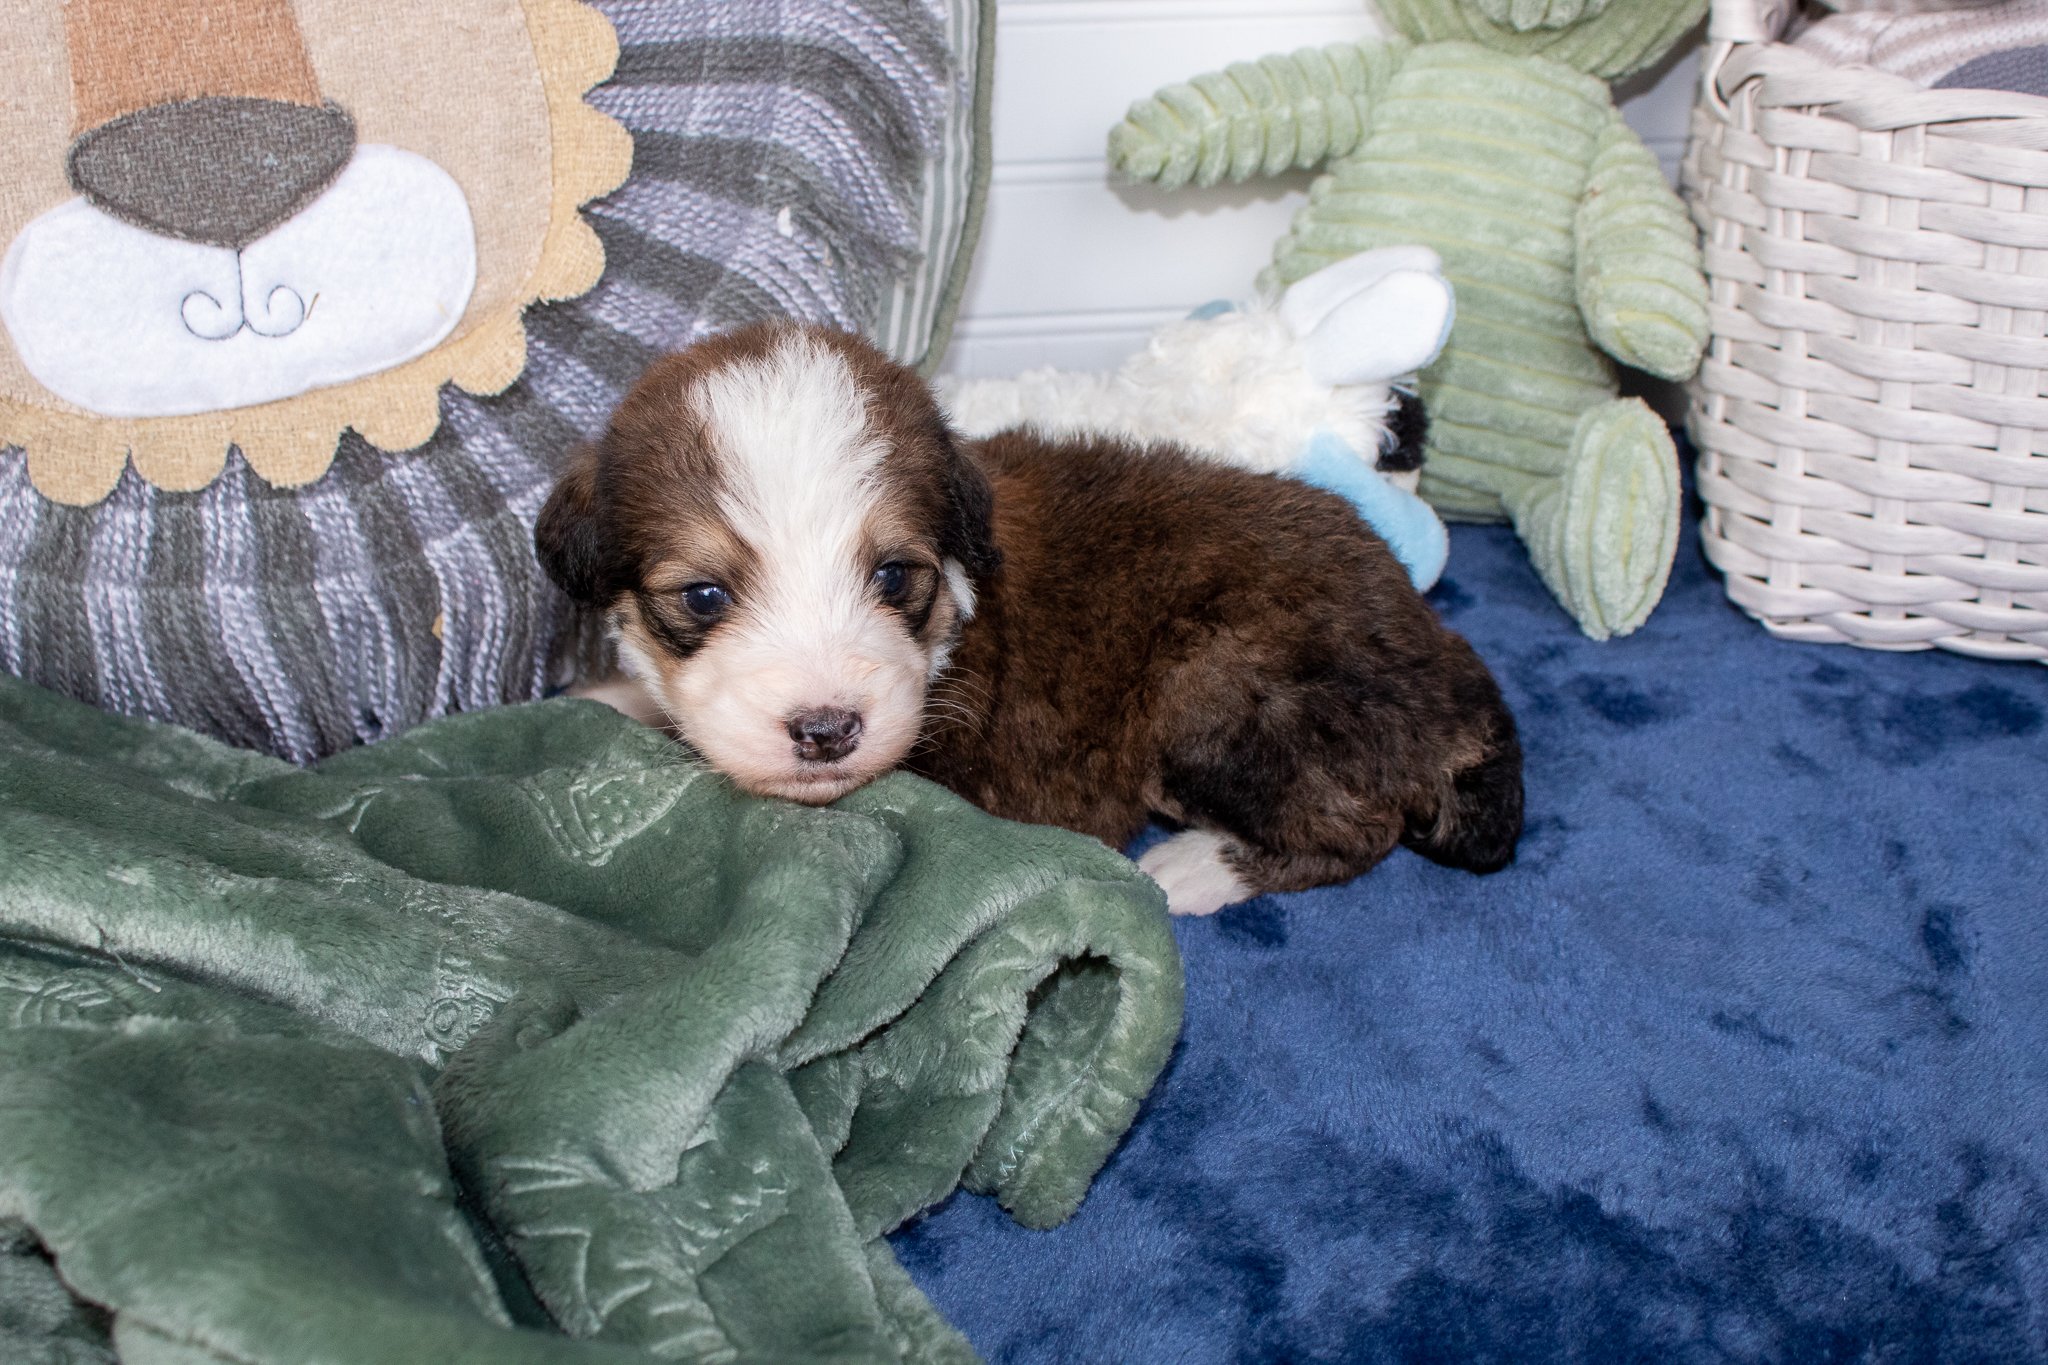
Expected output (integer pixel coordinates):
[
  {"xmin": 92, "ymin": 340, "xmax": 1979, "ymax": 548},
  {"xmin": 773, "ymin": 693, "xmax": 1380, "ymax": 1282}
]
[{"xmin": 939, "ymin": 1, "xmax": 1701, "ymax": 378}]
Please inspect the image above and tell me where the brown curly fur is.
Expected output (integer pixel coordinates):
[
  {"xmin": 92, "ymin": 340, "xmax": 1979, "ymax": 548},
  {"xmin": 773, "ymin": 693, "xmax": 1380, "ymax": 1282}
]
[{"xmin": 537, "ymin": 323, "xmax": 1522, "ymax": 903}]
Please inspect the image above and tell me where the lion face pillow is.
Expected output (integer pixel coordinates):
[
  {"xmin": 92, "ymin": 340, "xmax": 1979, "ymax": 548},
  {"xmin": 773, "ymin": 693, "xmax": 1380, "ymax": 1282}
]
[{"xmin": 0, "ymin": 0, "xmax": 628, "ymax": 504}]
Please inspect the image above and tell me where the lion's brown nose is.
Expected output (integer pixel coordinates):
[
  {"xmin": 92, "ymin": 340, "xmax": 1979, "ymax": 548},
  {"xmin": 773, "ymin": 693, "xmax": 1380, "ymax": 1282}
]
[
  {"xmin": 787, "ymin": 708, "xmax": 863, "ymax": 763},
  {"xmin": 66, "ymin": 97, "xmax": 357, "ymax": 249}
]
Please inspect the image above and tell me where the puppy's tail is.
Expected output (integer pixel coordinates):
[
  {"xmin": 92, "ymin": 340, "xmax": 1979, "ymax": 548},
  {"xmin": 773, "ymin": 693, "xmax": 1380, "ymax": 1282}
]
[{"xmin": 1403, "ymin": 722, "xmax": 1523, "ymax": 874}]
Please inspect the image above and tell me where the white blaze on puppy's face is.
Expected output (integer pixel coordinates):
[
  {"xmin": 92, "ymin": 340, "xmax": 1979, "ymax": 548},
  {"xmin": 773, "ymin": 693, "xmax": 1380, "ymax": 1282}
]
[{"xmin": 625, "ymin": 333, "xmax": 943, "ymax": 803}]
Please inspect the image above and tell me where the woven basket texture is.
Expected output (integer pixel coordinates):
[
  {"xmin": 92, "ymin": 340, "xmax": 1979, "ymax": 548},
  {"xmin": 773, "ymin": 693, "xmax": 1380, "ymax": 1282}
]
[{"xmin": 1683, "ymin": 3, "xmax": 2048, "ymax": 661}]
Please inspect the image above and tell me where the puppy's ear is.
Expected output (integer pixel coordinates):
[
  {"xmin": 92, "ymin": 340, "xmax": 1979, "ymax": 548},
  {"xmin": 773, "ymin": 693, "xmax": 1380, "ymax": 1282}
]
[
  {"xmin": 939, "ymin": 431, "xmax": 1000, "ymax": 584},
  {"xmin": 534, "ymin": 444, "xmax": 624, "ymax": 604}
]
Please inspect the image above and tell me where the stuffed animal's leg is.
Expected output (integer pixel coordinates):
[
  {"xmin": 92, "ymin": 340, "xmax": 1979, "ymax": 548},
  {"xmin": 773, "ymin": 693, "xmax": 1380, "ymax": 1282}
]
[
  {"xmin": 1573, "ymin": 114, "xmax": 1708, "ymax": 382},
  {"xmin": 934, "ymin": 368, "xmax": 1125, "ymax": 441},
  {"xmin": 1482, "ymin": 398, "xmax": 1680, "ymax": 641},
  {"xmin": 1107, "ymin": 42, "xmax": 1406, "ymax": 191}
]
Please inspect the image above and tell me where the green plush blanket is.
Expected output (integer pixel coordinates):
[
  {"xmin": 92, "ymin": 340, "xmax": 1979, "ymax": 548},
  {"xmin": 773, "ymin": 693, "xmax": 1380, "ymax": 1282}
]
[{"xmin": 0, "ymin": 678, "xmax": 1183, "ymax": 1364}]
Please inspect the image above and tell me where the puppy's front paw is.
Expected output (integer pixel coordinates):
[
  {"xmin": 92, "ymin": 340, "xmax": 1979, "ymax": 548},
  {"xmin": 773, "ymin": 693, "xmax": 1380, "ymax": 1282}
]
[{"xmin": 1139, "ymin": 830, "xmax": 1253, "ymax": 917}]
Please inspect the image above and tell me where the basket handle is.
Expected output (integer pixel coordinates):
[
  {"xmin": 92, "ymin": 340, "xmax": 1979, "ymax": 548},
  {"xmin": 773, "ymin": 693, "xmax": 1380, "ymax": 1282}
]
[
  {"xmin": 1702, "ymin": 0, "xmax": 1796, "ymax": 117},
  {"xmin": 1708, "ymin": 0, "xmax": 1794, "ymax": 44}
]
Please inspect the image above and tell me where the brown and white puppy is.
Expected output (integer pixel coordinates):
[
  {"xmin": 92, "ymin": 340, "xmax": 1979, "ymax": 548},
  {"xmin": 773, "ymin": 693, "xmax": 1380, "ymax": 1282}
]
[{"xmin": 536, "ymin": 322, "xmax": 1522, "ymax": 915}]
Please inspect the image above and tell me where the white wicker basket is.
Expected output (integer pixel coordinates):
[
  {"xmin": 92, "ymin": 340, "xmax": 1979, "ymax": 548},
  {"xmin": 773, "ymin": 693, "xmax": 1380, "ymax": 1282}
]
[{"xmin": 1684, "ymin": 0, "xmax": 2048, "ymax": 661}]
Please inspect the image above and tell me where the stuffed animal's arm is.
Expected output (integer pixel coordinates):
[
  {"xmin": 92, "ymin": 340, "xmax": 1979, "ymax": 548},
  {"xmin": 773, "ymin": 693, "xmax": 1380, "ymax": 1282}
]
[
  {"xmin": 1107, "ymin": 40, "xmax": 1409, "ymax": 191},
  {"xmin": 1572, "ymin": 111, "xmax": 1708, "ymax": 381}
]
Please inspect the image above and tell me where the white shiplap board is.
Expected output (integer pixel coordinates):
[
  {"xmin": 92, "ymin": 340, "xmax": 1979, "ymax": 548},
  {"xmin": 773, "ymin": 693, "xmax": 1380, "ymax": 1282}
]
[{"xmin": 939, "ymin": 0, "xmax": 1701, "ymax": 378}]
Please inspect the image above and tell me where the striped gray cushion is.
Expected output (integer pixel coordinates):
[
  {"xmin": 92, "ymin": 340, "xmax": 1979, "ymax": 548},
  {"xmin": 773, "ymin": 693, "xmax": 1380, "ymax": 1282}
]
[
  {"xmin": 0, "ymin": 0, "xmax": 990, "ymax": 761},
  {"xmin": 879, "ymin": 0, "xmax": 993, "ymax": 374}
]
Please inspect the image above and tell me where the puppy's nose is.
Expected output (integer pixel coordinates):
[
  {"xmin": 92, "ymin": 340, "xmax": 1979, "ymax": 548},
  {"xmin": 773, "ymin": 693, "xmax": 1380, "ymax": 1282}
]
[{"xmin": 787, "ymin": 707, "xmax": 862, "ymax": 763}]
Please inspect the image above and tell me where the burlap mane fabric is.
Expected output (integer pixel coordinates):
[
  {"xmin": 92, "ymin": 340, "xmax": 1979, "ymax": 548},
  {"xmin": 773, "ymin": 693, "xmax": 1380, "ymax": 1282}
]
[{"xmin": 0, "ymin": 0, "xmax": 965, "ymax": 760}]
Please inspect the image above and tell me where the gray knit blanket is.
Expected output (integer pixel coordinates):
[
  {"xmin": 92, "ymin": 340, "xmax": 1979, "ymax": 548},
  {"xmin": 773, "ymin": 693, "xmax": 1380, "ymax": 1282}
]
[{"xmin": 0, "ymin": 0, "xmax": 952, "ymax": 761}]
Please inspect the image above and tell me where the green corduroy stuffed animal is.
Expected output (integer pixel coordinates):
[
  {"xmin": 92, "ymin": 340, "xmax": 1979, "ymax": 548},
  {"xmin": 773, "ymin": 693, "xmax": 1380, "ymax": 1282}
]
[{"xmin": 1109, "ymin": 0, "xmax": 1709, "ymax": 640}]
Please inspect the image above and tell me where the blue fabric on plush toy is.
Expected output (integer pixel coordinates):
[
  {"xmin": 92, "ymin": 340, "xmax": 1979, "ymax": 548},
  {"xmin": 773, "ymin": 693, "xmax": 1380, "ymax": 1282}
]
[{"xmin": 1296, "ymin": 430, "xmax": 1448, "ymax": 590}]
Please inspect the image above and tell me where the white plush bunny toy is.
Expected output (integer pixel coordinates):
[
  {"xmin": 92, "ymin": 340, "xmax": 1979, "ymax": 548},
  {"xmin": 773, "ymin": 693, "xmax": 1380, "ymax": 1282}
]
[{"xmin": 938, "ymin": 246, "xmax": 1458, "ymax": 589}]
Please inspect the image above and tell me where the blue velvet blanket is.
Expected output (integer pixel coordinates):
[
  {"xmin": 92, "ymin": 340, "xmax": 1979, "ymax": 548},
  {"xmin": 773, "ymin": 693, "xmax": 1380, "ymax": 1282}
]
[{"xmin": 896, "ymin": 495, "xmax": 2048, "ymax": 1363}]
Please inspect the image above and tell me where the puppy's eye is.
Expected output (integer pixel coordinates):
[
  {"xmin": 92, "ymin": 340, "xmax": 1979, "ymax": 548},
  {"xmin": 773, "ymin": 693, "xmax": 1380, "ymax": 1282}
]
[
  {"xmin": 681, "ymin": 583, "xmax": 731, "ymax": 620},
  {"xmin": 872, "ymin": 561, "xmax": 910, "ymax": 604}
]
